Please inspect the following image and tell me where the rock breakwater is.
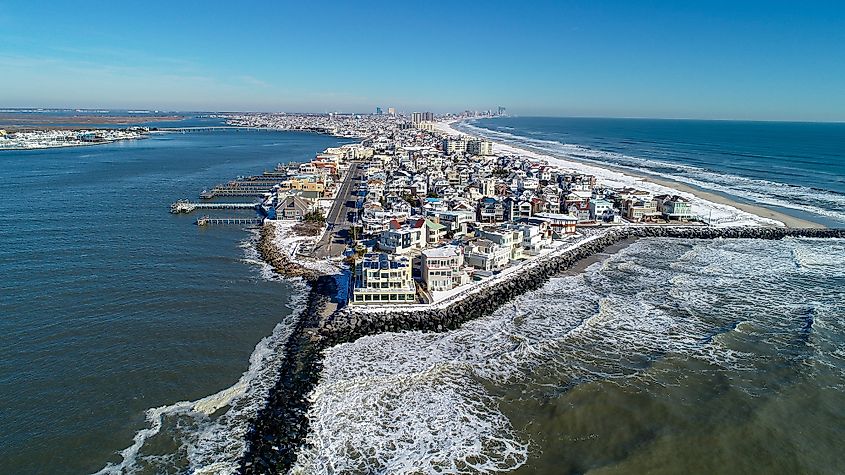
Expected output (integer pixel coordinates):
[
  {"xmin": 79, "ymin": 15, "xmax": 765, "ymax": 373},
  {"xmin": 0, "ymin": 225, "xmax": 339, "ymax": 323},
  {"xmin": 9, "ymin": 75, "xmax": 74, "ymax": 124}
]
[
  {"xmin": 239, "ymin": 225, "xmax": 845, "ymax": 474},
  {"xmin": 321, "ymin": 226, "xmax": 845, "ymax": 345},
  {"xmin": 257, "ymin": 223, "xmax": 321, "ymax": 282}
]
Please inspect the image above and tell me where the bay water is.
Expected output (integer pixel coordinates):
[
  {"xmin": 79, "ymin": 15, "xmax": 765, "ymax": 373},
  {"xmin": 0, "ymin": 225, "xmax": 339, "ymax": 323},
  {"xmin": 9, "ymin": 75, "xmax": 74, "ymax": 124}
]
[{"xmin": 0, "ymin": 127, "xmax": 350, "ymax": 474}]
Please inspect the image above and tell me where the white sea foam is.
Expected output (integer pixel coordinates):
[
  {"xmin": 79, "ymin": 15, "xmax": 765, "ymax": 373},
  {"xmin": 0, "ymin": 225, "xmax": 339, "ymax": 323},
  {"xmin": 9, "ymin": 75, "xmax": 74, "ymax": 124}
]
[
  {"xmin": 294, "ymin": 364, "xmax": 527, "ymax": 474},
  {"xmin": 446, "ymin": 119, "xmax": 845, "ymax": 225},
  {"xmin": 93, "ymin": 240, "xmax": 308, "ymax": 475},
  {"xmin": 296, "ymin": 237, "xmax": 845, "ymax": 473}
]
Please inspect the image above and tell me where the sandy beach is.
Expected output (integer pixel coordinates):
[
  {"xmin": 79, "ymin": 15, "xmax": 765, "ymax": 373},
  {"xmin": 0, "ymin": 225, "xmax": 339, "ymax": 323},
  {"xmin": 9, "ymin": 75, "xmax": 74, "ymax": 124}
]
[
  {"xmin": 436, "ymin": 120, "xmax": 826, "ymax": 229},
  {"xmin": 641, "ymin": 174, "xmax": 823, "ymax": 228}
]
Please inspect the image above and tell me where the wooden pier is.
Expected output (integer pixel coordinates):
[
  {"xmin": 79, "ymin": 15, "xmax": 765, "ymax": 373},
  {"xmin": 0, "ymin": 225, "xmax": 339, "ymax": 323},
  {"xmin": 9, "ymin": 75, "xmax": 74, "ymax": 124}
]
[
  {"xmin": 196, "ymin": 216, "xmax": 264, "ymax": 226},
  {"xmin": 200, "ymin": 188, "xmax": 273, "ymax": 199},
  {"xmin": 170, "ymin": 200, "xmax": 260, "ymax": 214}
]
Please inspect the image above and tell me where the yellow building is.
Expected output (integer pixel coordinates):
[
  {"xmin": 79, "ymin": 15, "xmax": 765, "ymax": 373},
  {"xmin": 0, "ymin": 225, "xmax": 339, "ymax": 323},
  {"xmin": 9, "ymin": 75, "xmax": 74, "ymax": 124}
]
[{"xmin": 278, "ymin": 174, "xmax": 326, "ymax": 198}]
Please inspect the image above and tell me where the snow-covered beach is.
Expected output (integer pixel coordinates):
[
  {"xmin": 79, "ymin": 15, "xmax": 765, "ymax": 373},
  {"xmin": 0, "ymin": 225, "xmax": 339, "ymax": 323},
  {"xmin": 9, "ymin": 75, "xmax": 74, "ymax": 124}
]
[{"xmin": 435, "ymin": 119, "xmax": 822, "ymax": 228}]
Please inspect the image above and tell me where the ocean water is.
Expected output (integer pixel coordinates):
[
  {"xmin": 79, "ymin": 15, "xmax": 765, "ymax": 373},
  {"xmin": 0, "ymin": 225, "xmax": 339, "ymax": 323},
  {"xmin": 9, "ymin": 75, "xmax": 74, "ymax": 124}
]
[
  {"xmin": 4, "ymin": 116, "xmax": 844, "ymax": 475},
  {"xmin": 457, "ymin": 117, "xmax": 845, "ymax": 227},
  {"xmin": 298, "ymin": 237, "xmax": 845, "ymax": 474},
  {"xmin": 293, "ymin": 118, "xmax": 845, "ymax": 474},
  {"xmin": 0, "ymin": 127, "xmax": 351, "ymax": 474}
]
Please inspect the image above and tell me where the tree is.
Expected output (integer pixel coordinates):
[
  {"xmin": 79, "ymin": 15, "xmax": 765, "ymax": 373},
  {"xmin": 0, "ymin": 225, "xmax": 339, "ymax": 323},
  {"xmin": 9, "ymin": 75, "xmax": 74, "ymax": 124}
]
[{"xmin": 303, "ymin": 209, "xmax": 325, "ymax": 223}]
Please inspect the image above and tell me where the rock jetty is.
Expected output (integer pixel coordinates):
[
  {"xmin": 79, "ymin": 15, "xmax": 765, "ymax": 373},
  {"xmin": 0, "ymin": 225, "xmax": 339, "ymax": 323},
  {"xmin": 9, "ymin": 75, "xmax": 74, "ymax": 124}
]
[
  {"xmin": 319, "ymin": 226, "xmax": 845, "ymax": 345},
  {"xmin": 257, "ymin": 223, "xmax": 321, "ymax": 282},
  {"xmin": 239, "ymin": 226, "xmax": 845, "ymax": 474}
]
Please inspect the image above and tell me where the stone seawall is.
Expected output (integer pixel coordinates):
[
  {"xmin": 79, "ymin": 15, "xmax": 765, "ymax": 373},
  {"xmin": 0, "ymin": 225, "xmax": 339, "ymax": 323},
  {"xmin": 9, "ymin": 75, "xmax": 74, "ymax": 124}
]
[
  {"xmin": 257, "ymin": 223, "xmax": 321, "ymax": 282},
  {"xmin": 240, "ymin": 273, "xmax": 337, "ymax": 474},
  {"xmin": 239, "ymin": 226, "xmax": 844, "ymax": 474},
  {"xmin": 320, "ymin": 226, "xmax": 845, "ymax": 346}
]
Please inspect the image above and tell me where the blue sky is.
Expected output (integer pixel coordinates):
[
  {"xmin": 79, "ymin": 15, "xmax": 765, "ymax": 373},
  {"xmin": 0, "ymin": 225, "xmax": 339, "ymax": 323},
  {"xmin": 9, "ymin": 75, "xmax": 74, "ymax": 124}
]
[{"xmin": 1, "ymin": 0, "xmax": 843, "ymax": 120}]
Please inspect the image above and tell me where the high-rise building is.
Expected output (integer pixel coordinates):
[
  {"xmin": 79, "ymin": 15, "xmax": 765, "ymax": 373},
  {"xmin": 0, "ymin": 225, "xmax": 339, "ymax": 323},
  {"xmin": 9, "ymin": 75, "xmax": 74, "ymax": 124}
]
[
  {"xmin": 411, "ymin": 111, "xmax": 434, "ymax": 124},
  {"xmin": 467, "ymin": 139, "xmax": 494, "ymax": 156},
  {"xmin": 442, "ymin": 137, "xmax": 468, "ymax": 154},
  {"xmin": 375, "ymin": 107, "xmax": 383, "ymax": 115},
  {"xmin": 387, "ymin": 107, "xmax": 396, "ymax": 116},
  {"xmin": 497, "ymin": 106, "xmax": 506, "ymax": 116}
]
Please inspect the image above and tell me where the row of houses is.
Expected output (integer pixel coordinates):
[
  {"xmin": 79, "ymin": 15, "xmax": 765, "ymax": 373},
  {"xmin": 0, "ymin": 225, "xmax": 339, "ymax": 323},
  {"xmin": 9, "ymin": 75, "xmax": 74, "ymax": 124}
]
[{"xmin": 263, "ymin": 117, "xmax": 699, "ymax": 305}]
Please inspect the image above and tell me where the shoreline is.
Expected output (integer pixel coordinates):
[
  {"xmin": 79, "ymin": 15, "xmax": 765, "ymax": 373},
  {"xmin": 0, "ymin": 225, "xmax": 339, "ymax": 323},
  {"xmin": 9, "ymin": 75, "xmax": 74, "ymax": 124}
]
[
  {"xmin": 0, "ymin": 131, "xmax": 149, "ymax": 151},
  {"xmin": 323, "ymin": 226, "xmax": 844, "ymax": 343},
  {"xmin": 438, "ymin": 119, "xmax": 826, "ymax": 229},
  {"xmin": 241, "ymin": 226, "xmax": 845, "ymax": 473},
  {"xmin": 640, "ymin": 172, "xmax": 824, "ymax": 228},
  {"xmin": 237, "ymin": 119, "xmax": 842, "ymax": 473}
]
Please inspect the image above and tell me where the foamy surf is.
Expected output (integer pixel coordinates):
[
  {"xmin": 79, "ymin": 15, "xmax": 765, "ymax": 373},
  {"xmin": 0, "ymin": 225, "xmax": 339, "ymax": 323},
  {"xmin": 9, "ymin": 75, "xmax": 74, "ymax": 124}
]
[
  {"xmin": 452, "ymin": 120, "xmax": 845, "ymax": 226},
  {"xmin": 294, "ymin": 237, "xmax": 845, "ymax": 474},
  {"xmin": 93, "ymin": 238, "xmax": 307, "ymax": 475}
]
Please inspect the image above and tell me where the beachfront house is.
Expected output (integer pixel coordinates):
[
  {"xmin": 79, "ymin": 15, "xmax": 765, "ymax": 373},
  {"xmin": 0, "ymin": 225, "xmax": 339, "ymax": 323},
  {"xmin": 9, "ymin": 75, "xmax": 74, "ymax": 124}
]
[
  {"xmin": 352, "ymin": 253, "xmax": 417, "ymax": 304},
  {"xmin": 624, "ymin": 198, "xmax": 660, "ymax": 222},
  {"xmin": 420, "ymin": 245, "xmax": 470, "ymax": 292},
  {"xmin": 533, "ymin": 212, "xmax": 578, "ymax": 236},
  {"xmin": 503, "ymin": 222, "xmax": 553, "ymax": 254},
  {"xmin": 464, "ymin": 239, "xmax": 511, "ymax": 272},
  {"xmin": 477, "ymin": 227, "xmax": 525, "ymax": 261},
  {"xmin": 655, "ymin": 195, "xmax": 695, "ymax": 221},
  {"xmin": 378, "ymin": 225, "xmax": 425, "ymax": 254}
]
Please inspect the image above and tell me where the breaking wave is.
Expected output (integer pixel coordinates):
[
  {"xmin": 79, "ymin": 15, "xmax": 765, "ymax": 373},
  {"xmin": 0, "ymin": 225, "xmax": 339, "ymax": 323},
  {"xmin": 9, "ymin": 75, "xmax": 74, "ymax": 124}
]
[
  {"xmin": 456, "ymin": 120, "xmax": 845, "ymax": 225},
  {"xmin": 294, "ymin": 237, "xmax": 845, "ymax": 473},
  {"xmin": 93, "ymin": 235, "xmax": 305, "ymax": 475}
]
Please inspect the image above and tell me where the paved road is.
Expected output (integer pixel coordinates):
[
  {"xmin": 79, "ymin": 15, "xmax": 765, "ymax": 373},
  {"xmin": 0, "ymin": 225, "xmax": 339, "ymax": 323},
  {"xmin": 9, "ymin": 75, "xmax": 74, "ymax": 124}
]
[{"xmin": 314, "ymin": 162, "xmax": 361, "ymax": 258}]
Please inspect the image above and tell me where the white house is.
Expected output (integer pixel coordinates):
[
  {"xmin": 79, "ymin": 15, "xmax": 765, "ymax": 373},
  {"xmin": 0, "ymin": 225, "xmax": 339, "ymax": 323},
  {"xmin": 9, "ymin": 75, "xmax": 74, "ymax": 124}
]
[
  {"xmin": 421, "ymin": 245, "xmax": 470, "ymax": 292},
  {"xmin": 379, "ymin": 226, "xmax": 425, "ymax": 254},
  {"xmin": 589, "ymin": 198, "xmax": 613, "ymax": 220},
  {"xmin": 464, "ymin": 239, "xmax": 511, "ymax": 272},
  {"xmin": 503, "ymin": 223, "xmax": 552, "ymax": 254},
  {"xmin": 477, "ymin": 227, "xmax": 525, "ymax": 261}
]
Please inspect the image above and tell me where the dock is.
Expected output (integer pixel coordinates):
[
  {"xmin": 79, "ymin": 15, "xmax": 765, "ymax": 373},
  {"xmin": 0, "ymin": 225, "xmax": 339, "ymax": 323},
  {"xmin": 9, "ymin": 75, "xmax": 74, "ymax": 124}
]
[
  {"xmin": 200, "ymin": 187, "xmax": 273, "ymax": 199},
  {"xmin": 196, "ymin": 216, "xmax": 264, "ymax": 226},
  {"xmin": 170, "ymin": 200, "xmax": 259, "ymax": 214}
]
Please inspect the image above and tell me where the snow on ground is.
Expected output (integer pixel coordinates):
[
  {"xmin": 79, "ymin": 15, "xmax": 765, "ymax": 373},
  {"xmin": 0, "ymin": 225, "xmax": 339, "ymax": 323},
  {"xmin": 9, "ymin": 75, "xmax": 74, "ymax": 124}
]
[
  {"xmin": 316, "ymin": 198, "xmax": 334, "ymax": 215},
  {"xmin": 435, "ymin": 120, "xmax": 782, "ymax": 228},
  {"xmin": 267, "ymin": 219, "xmax": 341, "ymax": 275},
  {"xmin": 353, "ymin": 232, "xmax": 599, "ymax": 314}
]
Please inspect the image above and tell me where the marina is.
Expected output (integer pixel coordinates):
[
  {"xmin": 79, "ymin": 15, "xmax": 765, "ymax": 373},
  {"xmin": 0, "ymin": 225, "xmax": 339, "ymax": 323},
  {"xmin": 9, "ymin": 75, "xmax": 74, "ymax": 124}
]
[{"xmin": 197, "ymin": 164, "xmax": 305, "ymax": 199}]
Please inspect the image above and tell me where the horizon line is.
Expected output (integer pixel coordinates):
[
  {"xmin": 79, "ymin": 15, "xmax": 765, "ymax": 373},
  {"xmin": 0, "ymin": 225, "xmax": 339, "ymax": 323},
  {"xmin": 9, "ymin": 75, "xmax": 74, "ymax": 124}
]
[{"xmin": 1, "ymin": 107, "xmax": 843, "ymax": 124}]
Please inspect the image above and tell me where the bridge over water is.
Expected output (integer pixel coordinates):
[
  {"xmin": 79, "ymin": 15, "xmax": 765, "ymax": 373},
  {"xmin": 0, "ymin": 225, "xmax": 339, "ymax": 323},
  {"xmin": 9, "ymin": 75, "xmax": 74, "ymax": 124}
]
[{"xmin": 156, "ymin": 126, "xmax": 272, "ymax": 133}]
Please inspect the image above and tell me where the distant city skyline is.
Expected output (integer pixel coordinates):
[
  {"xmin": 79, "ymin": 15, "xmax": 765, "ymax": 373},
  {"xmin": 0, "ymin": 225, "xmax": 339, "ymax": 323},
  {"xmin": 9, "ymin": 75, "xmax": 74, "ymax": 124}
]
[{"xmin": 1, "ymin": 1, "xmax": 844, "ymax": 121}]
